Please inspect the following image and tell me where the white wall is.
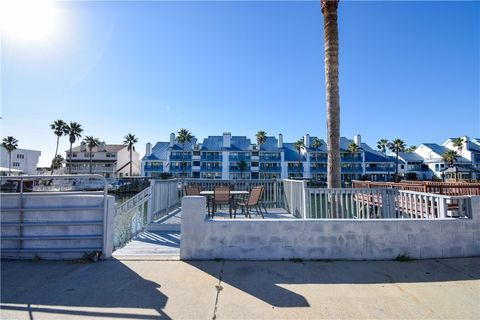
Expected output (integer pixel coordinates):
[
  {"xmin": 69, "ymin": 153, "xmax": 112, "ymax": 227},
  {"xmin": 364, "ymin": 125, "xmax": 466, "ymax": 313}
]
[
  {"xmin": 181, "ymin": 196, "xmax": 480, "ymax": 260},
  {"xmin": 1, "ymin": 147, "xmax": 41, "ymax": 175},
  {"xmin": 117, "ymin": 147, "xmax": 141, "ymax": 176}
]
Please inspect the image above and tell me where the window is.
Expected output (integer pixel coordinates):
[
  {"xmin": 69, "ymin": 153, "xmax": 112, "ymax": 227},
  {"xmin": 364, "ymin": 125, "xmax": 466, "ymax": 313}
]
[
  {"xmin": 72, "ymin": 153, "xmax": 77, "ymax": 157},
  {"xmin": 106, "ymin": 152, "xmax": 116, "ymax": 158},
  {"xmin": 13, "ymin": 162, "xmax": 20, "ymax": 167},
  {"xmin": 16, "ymin": 154, "xmax": 24, "ymax": 159},
  {"xmin": 193, "ymin": 161, "xmax": 200, "ymax": 166}
]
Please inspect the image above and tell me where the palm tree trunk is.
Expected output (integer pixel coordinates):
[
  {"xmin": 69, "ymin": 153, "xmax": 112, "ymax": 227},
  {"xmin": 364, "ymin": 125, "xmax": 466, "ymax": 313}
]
[
  {"xmin": 8, "ymin": 152, "xmax": 11, "ymax": 176},
  {"xmin": 89, "ymin": 152, "xmax": 93, "ymax": 174},
  {"xmin": 322, "ymin": 0, "xmax": 341, "ymax": 189},
  {"xmin": 51, "ymin": 136, "xmax": 60, "ymax": 174},
  {"xmin": 69, "ymin": 144, "xmax": 73, "ymax": 174}
]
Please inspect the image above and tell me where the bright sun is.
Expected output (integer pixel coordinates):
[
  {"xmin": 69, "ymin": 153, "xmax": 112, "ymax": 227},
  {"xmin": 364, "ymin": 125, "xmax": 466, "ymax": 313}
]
[{"xmin": 0, "ymin": 0, "xmax": 59, "ymax": 42}]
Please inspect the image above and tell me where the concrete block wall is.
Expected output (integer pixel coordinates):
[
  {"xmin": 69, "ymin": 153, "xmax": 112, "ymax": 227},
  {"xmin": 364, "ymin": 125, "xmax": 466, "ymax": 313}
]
[
  {"xmin": 180, "ymin": 196, "xmax": 480, "ymax": 260},
  {"xmin": 1, "ymin": 193, "xmax": 115, "ymax": 260}
]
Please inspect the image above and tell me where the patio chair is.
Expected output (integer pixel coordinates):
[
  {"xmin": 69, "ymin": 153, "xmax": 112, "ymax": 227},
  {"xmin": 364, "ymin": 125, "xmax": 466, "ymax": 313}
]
[
  {"xmin": 184, "ymin": 185, "xmax": 201, "ymax": 196},
  {"xmin": 234, "ymin": 186, "xmax": 264, "ymax": 219},
  {"xmin": 212, "ymin": 186, "xmax": 233, "ymax": 218}
]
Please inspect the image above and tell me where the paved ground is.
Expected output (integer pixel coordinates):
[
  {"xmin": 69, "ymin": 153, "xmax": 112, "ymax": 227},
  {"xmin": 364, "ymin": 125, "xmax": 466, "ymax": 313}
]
[
  {"xmin": 112, "ymin": 208, "xmax": 293, "ymax": 259},
  {"xmin": 2, "ymin": 257, "xmax": 479, "ymax": 319}
]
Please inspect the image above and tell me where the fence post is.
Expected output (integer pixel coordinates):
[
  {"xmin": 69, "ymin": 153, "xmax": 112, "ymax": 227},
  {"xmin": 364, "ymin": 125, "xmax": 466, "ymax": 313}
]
[
  {"xmin": 147, "ymin": 180, "xmax": 155, "ymax": 223},
  {"xmin": 302, "ymin": 180, "xmax": 309, "ymax": 219}
]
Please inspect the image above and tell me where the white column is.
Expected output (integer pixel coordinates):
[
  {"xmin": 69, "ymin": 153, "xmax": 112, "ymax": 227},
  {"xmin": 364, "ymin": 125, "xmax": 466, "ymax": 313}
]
[{"xmin": 222, "ymin": 151, "xmax": 229, "ymax": 179}]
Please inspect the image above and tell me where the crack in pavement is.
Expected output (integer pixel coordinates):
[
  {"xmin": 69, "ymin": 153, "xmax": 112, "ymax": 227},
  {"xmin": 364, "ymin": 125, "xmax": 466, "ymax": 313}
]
[{"xmin": 212, "ymin": 261, "xmax": 225, "ymax": 320}]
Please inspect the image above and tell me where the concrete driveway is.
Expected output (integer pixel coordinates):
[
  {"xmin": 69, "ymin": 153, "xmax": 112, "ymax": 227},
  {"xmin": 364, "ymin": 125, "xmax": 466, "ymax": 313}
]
[{"xmin": 1, "ymin": 257, "xmax": 479, "ymax": 319}]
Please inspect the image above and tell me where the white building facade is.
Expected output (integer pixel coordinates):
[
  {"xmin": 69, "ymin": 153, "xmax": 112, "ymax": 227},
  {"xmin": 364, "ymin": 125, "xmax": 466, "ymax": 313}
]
[{"xmin": 1, "ymin": 147, "xmax": 41, "ymax": 175}]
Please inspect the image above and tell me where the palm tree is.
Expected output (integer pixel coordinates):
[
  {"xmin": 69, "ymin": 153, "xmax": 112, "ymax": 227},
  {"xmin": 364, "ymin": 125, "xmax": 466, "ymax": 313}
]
[
  {"xmin": 347, "ymin": 142, "xmax": 360, "ymax": 180},
  {"xmin": 405, "ymin": 145, "xmax": 417, "ymax": 153},
  {"xmin": 453, "ymin": 137, "xmax": 463, "ymax": 164},
  {"xmin": 50, "ymin": 119, "xmax": 67, "ymax": 174},
  {"xmin": 2, "ymin": 136, "xmax": 19, "ymax": 176},
  {"xmin": 388, "ymin": 138, "xmax": 406, "ymax": 182},
  {"xmin": 51, "ymin": 154, "xmax": 64, "ymax": 170},
  {"xmin": 442, "ymin": 150, "xmax": 458, "ymax": 167},
  {"xmin": 123, "ymin": 133, "xmax": 138, "ymax": 176},
  {"xmin": 238, "ymin": 160, "xmax": 248, "ymax": 179},
  {"xmin": 255, "ymin": 130, "xmax": 267, "ymax": 150},
  {"xmin": 83, "ymin": 136, "xmax": 100, "ymax": 174},
  {"xmin": 294, "ymin": 139, "xmax": 305, "ymax": 177},
  {"xmin": 64, "ymin": 122, "xmax": 83, "ymax": 174},
  {"xmin": 176, "ymin": 129, "xmax": 193, "ymax": 178},
  {"xmin": 377, "ymin": 138, "xmax": 389, "ymax": 181},
  {"xmin": 312, "ymin": 138, "xmax": 322, "ymax": 149},
  {"xmin": 321, "ymin": 0, "xmax": 341, "ymax": 188}
]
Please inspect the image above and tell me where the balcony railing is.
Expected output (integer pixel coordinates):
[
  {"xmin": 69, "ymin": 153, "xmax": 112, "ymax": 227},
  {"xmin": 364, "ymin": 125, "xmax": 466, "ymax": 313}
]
[
  {"xmin": 259, "ymin": 166, "xmax": 281, "ymax": 172},
  {"xmin": 365, "ymin": 167, "xmax": 393, "ymax": 172},
  {"xmin": 170, "ymin": 166, "xmax": 192, "ymax": 172},
  {"xmin": 310, "ymin": 167, "xmax": 327, "ymax": 173},
  {"xmin": 260, "ymin": 156, "xmax": 281, "ymax": 162},
  {"xmin": 201, "ymin": 166, "xmax": 222, "ymax": 172},
  {"xmin": 144, "ymin": 165, "xmax": 163, "ymax": 172},
  {"xmin": 340, "ymin": 157, "xmax": 363, "ymax": 162},
  {"xmin": 229, "ymin": 167, "xmax": 251, "ymax": 172},
  {"xmin": 229, "ymin": 155, "xmax": 251, "ymax": 161},
  {"xmin": 170, "ymin": 155, "xmax": 192, "ymax": 161},
  {"xmin": 201, "ymin": 155, "xmax": 223, "ymax": 161}
]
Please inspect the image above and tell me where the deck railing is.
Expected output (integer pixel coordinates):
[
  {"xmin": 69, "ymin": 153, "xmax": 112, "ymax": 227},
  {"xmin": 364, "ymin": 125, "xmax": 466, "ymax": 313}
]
[{"xmin": 353, "ymin": 180, "xmax": 480, "ymax": 196}]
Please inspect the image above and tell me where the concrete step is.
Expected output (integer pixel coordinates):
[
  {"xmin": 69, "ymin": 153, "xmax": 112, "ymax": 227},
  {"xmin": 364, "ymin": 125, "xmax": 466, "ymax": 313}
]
[{"xmin": 146, "ymin": 223, "xmax": 181, "ymax": 232}]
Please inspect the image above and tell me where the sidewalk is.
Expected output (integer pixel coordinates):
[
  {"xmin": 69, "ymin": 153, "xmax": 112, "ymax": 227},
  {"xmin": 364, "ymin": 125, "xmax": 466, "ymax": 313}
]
[{"xmin": 1, "ymin": 257, "xmax": 479, "ymax": 319}]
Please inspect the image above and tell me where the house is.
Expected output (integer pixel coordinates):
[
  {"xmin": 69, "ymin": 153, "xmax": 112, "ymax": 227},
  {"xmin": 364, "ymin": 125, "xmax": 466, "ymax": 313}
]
[{"xmin": 0, "ymin": 147, "xmax": 41, "ymax": 176}]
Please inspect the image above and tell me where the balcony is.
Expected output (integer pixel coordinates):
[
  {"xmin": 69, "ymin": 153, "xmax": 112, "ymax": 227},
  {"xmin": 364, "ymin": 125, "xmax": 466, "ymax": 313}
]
[
  {"xmin": 201, "ymin": 166, "xmax": 222, "ymax": 172},
  {"xmin": 229, "ymin": 166, "xmax": 251, "ymax": 173},
  {"xmin": 259, "ymin": 166, "xmax": 281, "ymax": 173},
  {"xmin": 310, "ymin": 167, "xmax": 327, "ymax": 173},
  {"xmin": 229, "ymin": 155, "xmax": 251, "ymax": 161},
  {"xmin": 310, "ymin": 156, "xmax": 327, "ymax": 162},
  {"xmin": 341, "ymin": 156, "xmax": 363, "ymax": 163},
  {"xmin": 260, "ymin": 156, "xmax": 281, "ymax": 162},
  {"xmin": 170, "ymin": 166, "xmax": 192, "ymax": 172},
  {"xmin": 170, "ymin": 155, "xmax": 192, "ymax": 161},
  {"xmin": 365, "ymin": 167, "xmax": 392, "ymax": 172},
  {"xmin": 288, "ymin": 166, "xmax": 303, "ymax": 173},
  {"xmin": 341, "ymin": 167, "xmax": 362, "ymax": 173},
  {"xmin": 144, "ymin": 165, "xmax": 163, "ymax": 172},
  {"xmin": 201, "ymin": 155, "xmax": 223, "ymax": 161}
]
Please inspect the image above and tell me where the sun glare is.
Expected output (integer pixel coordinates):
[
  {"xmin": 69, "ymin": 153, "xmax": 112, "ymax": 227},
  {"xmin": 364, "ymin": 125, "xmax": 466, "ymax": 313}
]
[{"xmin": 0, "ymin": 0, "xmax": 59, "ymax": 42}]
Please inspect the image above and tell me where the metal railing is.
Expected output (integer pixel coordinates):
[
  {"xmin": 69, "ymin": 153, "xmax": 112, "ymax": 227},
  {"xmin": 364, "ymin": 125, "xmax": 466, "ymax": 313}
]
[
  {"xmin": 282, "ymin": 179, "xmax": 307, "ymax": 218},
  {"xmin": 1, "ymin": 175, "xmax": 112, "ymax": 259},
  {"xmin": 149, "ymin": 179, "xmax": 181, "ymax": 221}
]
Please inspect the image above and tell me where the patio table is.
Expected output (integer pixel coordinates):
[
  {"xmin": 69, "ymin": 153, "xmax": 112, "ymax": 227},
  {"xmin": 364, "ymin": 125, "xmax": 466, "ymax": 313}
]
[{"xmin": 200, "ymin": 190, "xmax": 249, "ymax": 217}]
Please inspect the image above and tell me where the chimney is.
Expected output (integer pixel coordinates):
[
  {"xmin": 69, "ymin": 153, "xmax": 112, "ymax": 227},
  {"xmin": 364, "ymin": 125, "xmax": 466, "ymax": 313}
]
[
  {"xmin": 223, "ymin": 132, "xmax": 231, "ymax": 148},
  {"xmin": 354, "ymin": 134, "xmax": 361, "ymax": 146},
  {"xmin": 146, "ymin": 142, "xmax": 151, "ymax": 157},
  {"xmin": 304, "ymin": 134, "xmax": 310, "ymax": 148},
  {"xmin": 170, "ymin": 133, "xmax": 175, "ymax": 147},
  {"xmin": 278, "ymin": 133, "xmax": 283, "ymax": 148}
]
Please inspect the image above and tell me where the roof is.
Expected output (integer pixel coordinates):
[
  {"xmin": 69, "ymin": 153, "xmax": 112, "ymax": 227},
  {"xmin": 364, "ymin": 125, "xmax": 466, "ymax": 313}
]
[
  {"xmin": 306, "ymin": 137, "xmax": 327, "ymax": 152},
  {"xmin": 441, "ymin": 164, "xmax": 480, "ymax": 173},
  {"xmin": 398, "ymin": 152, "xmax": 424, "ymax": 162},
  {"xmin": 421, "ymin": 143, "xmax": 450, "ymax": 157},
  {"xmin": 364, "ymin": 150, "xmax": 394, "ymax": 163},
  {"xmin": 283, "ymin": 143, "xmax": 306, "ymax": 161},
  {"xmin": 69, "ymin": 144, "xmax": 126, "ymax": 153},
  {"xmin": 143, "ymin": 142, "xmax": 169, "ymax": 161},
  {"xmin": 467, "ymin": 140, "xmax": 480, "ymax": 152},
  {"xmin": 260, "ymin": 136, "xmax": 280, "ymax": 151},
  {"xmin": 200, "ymin": 136, "xmax": 250, "ymax": 151},
  {"xmin": 170, "ymin": 138, "xmax": 198, "ymax": 151}
]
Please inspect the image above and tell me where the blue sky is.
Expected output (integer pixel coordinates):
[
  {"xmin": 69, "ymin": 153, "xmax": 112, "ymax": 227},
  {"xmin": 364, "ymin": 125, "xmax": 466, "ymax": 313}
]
[{"xmin": 2, "ymin": 0, "xmax": 479, "ymax": 166}]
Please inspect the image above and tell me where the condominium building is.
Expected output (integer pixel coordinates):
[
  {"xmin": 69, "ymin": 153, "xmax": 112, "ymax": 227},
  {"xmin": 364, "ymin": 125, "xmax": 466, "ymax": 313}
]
[
  {"xmin": 142, "ymin": 133, "xmax": 396, "ymax": 181},
  {"xmin": 0, "ymin": 147, "xmax": 41, "ymax": 176},
  {"xmin": 65, "ymin": 142, "xmax": 140, "ymax": 178}
]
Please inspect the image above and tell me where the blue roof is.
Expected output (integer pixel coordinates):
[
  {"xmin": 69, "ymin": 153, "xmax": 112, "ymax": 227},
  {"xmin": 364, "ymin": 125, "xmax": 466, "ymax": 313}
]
[
  {"xmin": 260, "ymin": 136, "xmax": 280, "ymax": 151},
  {"xmin": 283, "ymin": 143, "xmax": 306, "ymax": 161},
  {"xmin": 171, "ymin": 138, "xmax": 197, "ymax": 151},
  {"xmin": 143, "ymin": 142, "xmax": 169, "ymax": 161},
  {"xmin": 422, "ymin": 143, "xmax": 450, "ymax": 156},
  {"xmin": 306, "ymin": 136, "xmax": 327, "ymax": 151},
  {"xmin": 467, "ymin": 140, "xmax": 480, "ymax": 152},
  {"xmin": 201, "ymin": 136, "xmax": 252, "ymax": 151},
  {"xmin": 398, "ymin": 152, "xmax": 424, "ymax": 162},
  {"xmin": 364, "ymin": 150, "xmax": 393, "ymax": 163}
]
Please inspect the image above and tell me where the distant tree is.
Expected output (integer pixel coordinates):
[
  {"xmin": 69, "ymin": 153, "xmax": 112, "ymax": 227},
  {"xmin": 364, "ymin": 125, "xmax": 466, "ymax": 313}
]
[
  {"xmin": 388, "ymin": 138, "xmax": 406, "ymax": 182},
  {"xmin": 442, "ymin": 150, "xmax": 458, "ymax": 167},
  {"xmin": 2, "ymin": 136, "xmax": 19, "ymax": 176},
  {"xmin": 51, "ymin": 154, "xmax": 64, "ymax": 170},
  {"xmin": 377, "ymin": 138, "xmax": 390, "ymax": 181},
  {"xmin": 238, "ymin": 160, "xmax": 248, "ymax": 179},
  {"xmin": 294, "ymin": 139, "xmax": 305, "ymax": 177},
  {"xmin": 255, "ymin": 130, "xmax": 267, "ymax": 150},
  {"xmin": 347, "ymin": 142, "xmax": 360, "ymax": 180},
  {"xmin": 123, "ymin": 133, "xmax": 138, "ymax": 176},
  {"xmin": 406, "ymin": 172, "xmax": 418, "ymax": 181},
  {"xmin": 65, "ymin": 122, "xmax": 83, "ymax": 174},
  {"xmin": 405, "ymin": 145, "xmax": 417, "ymax": 153},
  {"xmin": 312, "ymin": 138, "xmax": 322, "ymax": 149},
  {"xmin": 453, "ymin": 137, "xmax": 464, "ymax": 164},
  {"xmin": 176, "ymin": 129, "xmax": 193, "ymax": 178},
  {"xmin": 83, "ymin": 136, "xmax": 100, "ymax": 174},
  {"xmin": 50, "ymin": 119, "xmax": 68, "ymax": 174}
]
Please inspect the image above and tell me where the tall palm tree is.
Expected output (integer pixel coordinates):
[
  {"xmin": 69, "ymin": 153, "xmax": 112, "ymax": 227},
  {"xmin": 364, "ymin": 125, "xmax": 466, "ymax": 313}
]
[
  {"xmin": 347, "ymin": 142, "xmax": 360, "ymax": 180},
  {"xmin": 51, "ymin": 154, "xmax": 64, "ymax": 171},
  {"xmin": 442, "ymin": 150, "xmax": 458, "ymax": 167},
  {"xmin": 50, "ymin": 119, "xmax": 67, "ymax": 174},
  {"xmin": 2, "ymin": 136, "xmax": 19, "ymax": 176},
  {"xmin": 65, "ymin": 122, "xmax": 83, "ymax": 174},
  {"xmin": 294, "ymin": 139, "xmax": 305, "ymax": 177},
  {"xmin": 312, "ymin": 138, "xmax": 322, "ymax": 149},
  {"xmin": 255, "ymin": 130, "xmax": 267, "ymax": 150},
  {"xmin": 388, "ymin": 138, "xmax": 406, "ymax": 182},
  {"xmin": 377, "ymin": 138, "xmax": 389, "ymax": 181},
  {"xmin": 238, "ymin": 160, "xmax": 248, "ymax": 179},
  {"xmin": 321, "ymin": 0, "xmax": 341, "ymax": 188},
  {"xmin": 176, "ymin": 129, "xmax": 193, "ymax": 178},
  {"xmin": 453, "ymin": 137, "xmax": 463, "ymax": 164},
  {"xmin": 83, "ymin": 136, "xmax": 100, "ymax": 174},
  {"xmin": 123, "ymin": 133, "xmax": 138, "ymax": 176}
]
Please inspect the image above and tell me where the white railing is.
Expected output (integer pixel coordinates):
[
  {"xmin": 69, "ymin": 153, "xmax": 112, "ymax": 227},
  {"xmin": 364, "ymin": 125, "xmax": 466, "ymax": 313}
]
[
  {"xmin": 304, "ymin": 188, "xmax": 473, "ymax": 220},
  {"xmin": 182, "ymin": 179, "xmax": 283, "ymax": 207},
  {"xmin": 283, "ymin": 179, "xmax": 308, "ymax": 218},
  {"xmin": 149, "ymin": 179, "xmax": 181, "ymax": 221}
]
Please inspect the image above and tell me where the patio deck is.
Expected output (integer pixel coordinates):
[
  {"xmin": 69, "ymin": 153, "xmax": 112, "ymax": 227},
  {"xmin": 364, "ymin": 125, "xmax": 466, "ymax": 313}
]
[{"xmin": 113, "ymin": 207, "xmax": 294, "ymax": 259}]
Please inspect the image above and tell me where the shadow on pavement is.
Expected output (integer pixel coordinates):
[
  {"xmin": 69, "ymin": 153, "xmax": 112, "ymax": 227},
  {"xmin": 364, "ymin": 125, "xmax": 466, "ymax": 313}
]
[
  {"xmin": 187, "ymin": 257, "xmax": 480, "ymax": 308},
  {"xmin": 1, "ymin": 259, "xmax": 171, "ymax": 319}
]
